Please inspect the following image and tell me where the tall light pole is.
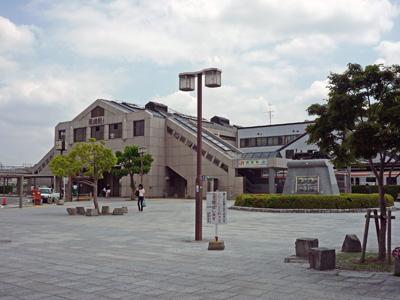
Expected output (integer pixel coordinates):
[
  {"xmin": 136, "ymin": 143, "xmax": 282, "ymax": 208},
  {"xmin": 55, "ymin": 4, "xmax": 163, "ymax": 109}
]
[{"xmin": 179, "ymin": 68, "xmax": 222, "ymax": 241}]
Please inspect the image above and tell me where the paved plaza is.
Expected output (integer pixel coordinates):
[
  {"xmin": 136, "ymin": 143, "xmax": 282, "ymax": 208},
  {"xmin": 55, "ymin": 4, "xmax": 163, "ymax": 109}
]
[{"xmin": 0, "ymin": 198, "xmax": 399, "ymax": 300}]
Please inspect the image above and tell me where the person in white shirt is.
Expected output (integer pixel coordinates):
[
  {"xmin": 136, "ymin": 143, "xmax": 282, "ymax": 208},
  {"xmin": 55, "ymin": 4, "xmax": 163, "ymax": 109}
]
[{"xmin": 136, "ymin": 184, "xmax": 145, "ymax": 211}]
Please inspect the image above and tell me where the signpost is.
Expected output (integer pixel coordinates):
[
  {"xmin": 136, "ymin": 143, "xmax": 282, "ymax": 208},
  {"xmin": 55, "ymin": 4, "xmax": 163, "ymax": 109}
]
[{"xmin": 206, "ymin": 191, "xmax": 227, "ymax": 250}]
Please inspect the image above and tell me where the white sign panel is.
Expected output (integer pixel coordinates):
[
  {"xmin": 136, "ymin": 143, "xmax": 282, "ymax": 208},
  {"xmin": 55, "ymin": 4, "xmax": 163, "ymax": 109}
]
[
  {"xmin": 238, "ymin": 159, "xmax": 268, "ymax": 168},
  {"xmin": 206, "ymin": 192, "xmax": 227, "ymax": 224}
]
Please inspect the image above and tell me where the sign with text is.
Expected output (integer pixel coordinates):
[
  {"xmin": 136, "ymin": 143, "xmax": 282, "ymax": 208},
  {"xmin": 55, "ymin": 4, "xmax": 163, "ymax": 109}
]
[
  {"xmin": 295, "ymin": 176, "xmax": 319, "ymax": 193},
  {"xmin": 206, "ymin": 192, "xmax": 227, "ymax": 224},
  {"xmin": 238, "ymin": 159, "xmax": 268, "ymax": 168}
]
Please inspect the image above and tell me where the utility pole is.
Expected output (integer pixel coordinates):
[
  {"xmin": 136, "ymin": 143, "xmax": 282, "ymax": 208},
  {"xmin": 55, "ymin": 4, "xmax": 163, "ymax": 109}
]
[{"xmin": 267, "ymin": 105, "xmax": 274, "ymax": 125}]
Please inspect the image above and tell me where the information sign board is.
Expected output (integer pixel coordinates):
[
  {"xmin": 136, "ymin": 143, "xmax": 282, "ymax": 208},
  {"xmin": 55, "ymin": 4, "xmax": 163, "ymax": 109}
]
[{"xmin": 206, "ymin": 192, "xmax": 227, "ymax": 224}]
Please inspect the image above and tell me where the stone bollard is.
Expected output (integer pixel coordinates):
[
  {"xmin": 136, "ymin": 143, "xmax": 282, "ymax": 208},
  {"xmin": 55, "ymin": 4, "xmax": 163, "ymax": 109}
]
[
  {"xmin": 122, "ymin": 206, "xmax": 128, "ymax": 214},
  {"xmin": 341, "ymin": 234, "xmax": 362, "ymax": 252},
  {"xmin": 112, "ymin": 208, "xmax": 125, "ymax": 215},
  {"xmin": 295, "ymin": 238, "xmax": 319, "ymax": 258},
  {"xmin": 101, "ymin": 206, "xmax": 110, "ymax": 215},
  {"xmin": 395, "ymin": 258, "xmax": 400, "ymax": 276},
  {"xmin": 309, "ymin": 247, "xmax": 336, "ymax": 270},
  {"xmin": 76, "ymin": 207, "xmax": 86, "ymax": 215},
  {"xmin": 66, "ymin": 208, "xmax": 77, "ymax": 215},
  {"xmin": 85, "ymin": 208, "xmax": 99, "ymax": 216}
]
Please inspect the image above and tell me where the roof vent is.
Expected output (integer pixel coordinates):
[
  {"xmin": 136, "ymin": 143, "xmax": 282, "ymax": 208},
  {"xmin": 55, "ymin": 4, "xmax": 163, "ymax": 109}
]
[
  {"xmin": 145, "ymin": 101, "xmax": 168, "ymax": 113},
  {"xmin": 211, "ymin": 116, "xmax": 230, "ymax": 126}
]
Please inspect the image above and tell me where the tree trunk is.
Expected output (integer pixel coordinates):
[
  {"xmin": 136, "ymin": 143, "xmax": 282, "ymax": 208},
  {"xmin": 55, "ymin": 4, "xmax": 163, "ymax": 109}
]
[
  {"xmin": 93, "ymin": 178, "xmax": 99, "ymax": 212},
  {"xmin": 347, "ymin": 166, "xmax": 352, "ymax": 193},
  {"xmin": 129, "ymin": 174, "xmax": 136, "ymax": 200},
  {"xmin": 378, "ymin": 177, "xmax": 387, "ymax": 261},
  {"xmin": 67, "ymin": 176, "xmax": 73, "ymax": 201}
]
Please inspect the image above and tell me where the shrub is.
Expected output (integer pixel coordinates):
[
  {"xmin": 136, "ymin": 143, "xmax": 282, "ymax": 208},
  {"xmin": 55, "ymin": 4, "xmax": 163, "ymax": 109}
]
[
  {"xmin": 352, "ymin": 185, "xmax": 400, "ymax": 201},
  {"xmin": 234, "ymin": 193, "xmax": 394, "ymax": 209}
]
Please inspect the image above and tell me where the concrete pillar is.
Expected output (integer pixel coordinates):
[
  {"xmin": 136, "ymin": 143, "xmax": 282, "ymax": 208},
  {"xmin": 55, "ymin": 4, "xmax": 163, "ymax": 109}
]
[
  {"xmin": 86, "ymin": 127, "xmax": 91, "ymax": 141},
  {"xmin": 104, "ymin": 124, "xmax": 109, "ymax": 141},
  {"xmin": 268, "ymin": 168, "xmax": 276, "ymax": 194}
]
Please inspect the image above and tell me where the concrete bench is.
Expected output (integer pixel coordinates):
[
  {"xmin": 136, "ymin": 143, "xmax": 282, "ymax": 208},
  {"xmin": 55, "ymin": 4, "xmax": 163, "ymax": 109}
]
[
  {"xmin": 66, "ymin": 208, "xmax": 77, "ymax": 215},
  {"xmin": 112, "ymin": 208, "xmax": 125, "ymax": 215},
  {"xmin": 295, "ymin": 238, "xmax": 319, "ymax": 258},
  {"xmin": 309, "ymin": 247, "xmax": 336, "ymax": 270},
  {"xmin": 76, "ymin": 207, "xmax": 86, "ymax": 215}
]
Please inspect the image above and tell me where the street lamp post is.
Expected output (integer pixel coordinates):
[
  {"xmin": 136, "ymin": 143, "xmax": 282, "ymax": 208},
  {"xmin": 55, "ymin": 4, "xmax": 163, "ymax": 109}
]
[{"xmin": 179, "ymin": 68, "xmax": 222, "ymax": 241}]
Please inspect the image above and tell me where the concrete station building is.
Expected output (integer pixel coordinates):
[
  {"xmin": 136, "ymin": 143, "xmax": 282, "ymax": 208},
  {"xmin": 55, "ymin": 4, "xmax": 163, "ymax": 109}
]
[{"xmin": 26, "ymin": 98, "xmax": 398, "ymax": 199}]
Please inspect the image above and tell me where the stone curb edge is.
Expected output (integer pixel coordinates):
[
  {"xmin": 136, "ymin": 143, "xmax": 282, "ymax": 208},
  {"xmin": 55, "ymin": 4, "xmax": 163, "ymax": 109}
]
[{"xmin": 229, "ymin": 205, "xmax": 398, "ymax": 213}]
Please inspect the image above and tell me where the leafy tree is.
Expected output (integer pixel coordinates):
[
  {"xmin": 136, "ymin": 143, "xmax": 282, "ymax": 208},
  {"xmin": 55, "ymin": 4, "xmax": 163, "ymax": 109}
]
[
  {"xmin": 50, "ymin": 139, "xmax": 117, "ymax": 211},
  {"xmin": 307, "ymin": 63, "xmax": 400, "ymax": 261},
  {"xmin": 113, "ymin": 145, "xmax": 153, "ymax": 199},
  {"xmin": 49, "ymin": 154, "xmax": 81, "ymax": 201}
]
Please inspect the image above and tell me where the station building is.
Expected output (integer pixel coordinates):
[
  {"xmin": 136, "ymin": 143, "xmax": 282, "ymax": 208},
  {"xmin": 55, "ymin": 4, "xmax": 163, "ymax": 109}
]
[{"xmin": 30, "ymin": 99, "xmax": 399, "ymax": 199}]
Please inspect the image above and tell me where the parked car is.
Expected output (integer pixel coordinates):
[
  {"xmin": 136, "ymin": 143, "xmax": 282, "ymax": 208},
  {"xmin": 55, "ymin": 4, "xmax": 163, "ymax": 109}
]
[{"xmin": 39, "ymin": 187, "xmax": 60, "ymax": 203}]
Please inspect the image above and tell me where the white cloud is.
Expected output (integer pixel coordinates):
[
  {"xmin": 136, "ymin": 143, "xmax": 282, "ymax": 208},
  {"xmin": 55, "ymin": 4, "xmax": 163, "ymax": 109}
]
[
  {"xmin": 32, "ymin": 0, "xmax": 398, "ymax": 64},
  {"xmin": 375, "ymin": 40, "xmax": 400, "ymax": 64},
  {"xmin": 0, "ymin": 16, "xmax": 35, "ymax": 54}
]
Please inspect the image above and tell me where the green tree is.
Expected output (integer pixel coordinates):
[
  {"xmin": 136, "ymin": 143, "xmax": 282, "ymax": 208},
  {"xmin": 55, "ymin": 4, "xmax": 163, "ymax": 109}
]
[
  {"xmin": 113, "ymin": 145, "xmax": 153, "ymax": 199},
  {"xmin": 50, "ymin": 139, "xmax": 117, "ymax": 211},
  {"xmin": 307, "ymin": 63, "xmax": 400, "ymax": 261}
]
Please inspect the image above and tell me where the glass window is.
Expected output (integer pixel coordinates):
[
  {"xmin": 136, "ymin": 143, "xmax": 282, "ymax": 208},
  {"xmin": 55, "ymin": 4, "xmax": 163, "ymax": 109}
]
[
  {"xmin": 109, "ymin": 123, "xmax": 122, "ymax": 139},
  {"xmin": 91, "ymin": 106, "xmax": 104, "ymax": 118},
  {"xmin": 134, "ymin": 120, "xmax": 145, "ymax": 136},
  {"xmin": 58, "ymin": 129, "xmax": 66, "ymax": 141},
  {"xmin": 91, "ymin": 125, "xmax": 104, "ymax": 141},
  {"xmin": 74, "ymin": 127, "xmax": 86, "ymax": 142}
]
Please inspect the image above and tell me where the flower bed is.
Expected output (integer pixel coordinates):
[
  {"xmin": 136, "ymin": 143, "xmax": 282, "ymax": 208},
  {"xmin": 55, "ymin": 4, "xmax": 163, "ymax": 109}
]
[{"xmin": 234, "ymin": 193, "xmax": 394, "ymax": 209}]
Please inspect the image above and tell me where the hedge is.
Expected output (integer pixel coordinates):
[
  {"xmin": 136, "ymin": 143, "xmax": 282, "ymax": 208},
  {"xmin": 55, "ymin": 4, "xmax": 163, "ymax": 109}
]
[
  {"xmin": 0, "ymin": 186, "xmax": 13, "ymax": 194},
  {"xmin": 234, "ymin": 193, "xmax": 394, "ymax": 209},
  {"xmin": 352, "ymin": 185, "xmax": 400, "ymax": 201}
]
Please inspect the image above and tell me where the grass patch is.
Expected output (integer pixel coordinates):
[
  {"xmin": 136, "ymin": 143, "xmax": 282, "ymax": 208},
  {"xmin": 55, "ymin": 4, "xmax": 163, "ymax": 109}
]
[{"xmin": 336, "ymin": 252, "xmax": 394, "ymax": 272}]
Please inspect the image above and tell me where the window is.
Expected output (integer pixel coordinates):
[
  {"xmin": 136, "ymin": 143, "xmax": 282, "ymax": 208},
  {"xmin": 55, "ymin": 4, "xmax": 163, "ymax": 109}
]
[
  {"xmin": 91, "ymin": 106, "xmax": 104, "ymax": 118},
  {"xmin": 192, "ymin": 144, "xmax": 197, "ymax": 151},
  {"xmin": 91, "ymin": 125, "xmax": 104, "ymax": 140},
  {"xmin": 206, "ymin": 153, "xmax": 213, "ymax": 161},
  {"xmin": 74, "ymin": 127, "xmax": 86, "ymax": 142},
  {"xmin": 285, "ymin": 149, "xmax": 294, "ymax": 159},
  {"xmin": 58, "ymin": 129, "xmax": 66, "ymax": 141},
  {"xmin": 366, "ymin": 177, "xmax": 376, "ymax": 183},
  {"xmin": 109, "ymin": 123, "xmax": 122, "ymax": 139},
  {"xmin": 220, "ymin": 163, "xmax": 229, "ymax": 172},
  {"xmin": 355, "ymin": 178, "xmax": 360, "ymax": 185},
  {"xmin": 134, "ymin": 120, "xmax": 145, "ymax": 136},
  {"xmin": 213, "ymin": 158, "xmax": 220, "ymax": 167},
  {"xmin": 202, "ymin": 150, "xmax": 206, "ymax": 156},
  {"xmin": 186, "ymin": 140, "xmax": 193, "ymax": 148},
  {"xmin": 387, "ymin": 177, "xmax": 397, "ymax": 185},
  {"xmin": 167, "ymin": 126, "xmax": 173, "ymax": 135},
  {"xmin": 174, "ymin": 132, "xmax": 180, "ymax": 139},
  {"xmin": 179, "ymin": 136, "xmax": 186, "ymax": 143},
  {"xmin": 256, "ymin": 137, "xmax": 267, "ymax": 147}
]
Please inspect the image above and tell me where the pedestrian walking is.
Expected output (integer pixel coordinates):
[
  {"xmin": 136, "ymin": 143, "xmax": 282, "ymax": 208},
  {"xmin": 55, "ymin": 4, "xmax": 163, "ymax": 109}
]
[
  {"xmin": 106, "ymin": 185, "xmax": 111, "ymax": 198},
  {"xmin": 136, "ymin": 184, "xmax": 145, "ymax": 211}
]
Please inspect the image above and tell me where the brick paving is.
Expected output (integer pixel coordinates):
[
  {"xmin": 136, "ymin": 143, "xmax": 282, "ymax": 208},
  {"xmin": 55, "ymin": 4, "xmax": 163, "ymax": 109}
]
[{"xmin": 0, "ymin": 198, "xmax": 399, "ymax": 299}]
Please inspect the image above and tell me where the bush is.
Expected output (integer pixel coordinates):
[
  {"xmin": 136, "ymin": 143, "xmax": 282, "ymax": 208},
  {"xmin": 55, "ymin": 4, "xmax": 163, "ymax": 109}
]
[
  {"xmin": 0, "ymin": 186, "xmax": 13, "ymax": 194},
  {"xmin": 352, "ymin": 185, "xmax": 400, "ymax": 201},
  {"xmin": 234, "ymin": 193, "xmax": 394, "ymax": 209}
]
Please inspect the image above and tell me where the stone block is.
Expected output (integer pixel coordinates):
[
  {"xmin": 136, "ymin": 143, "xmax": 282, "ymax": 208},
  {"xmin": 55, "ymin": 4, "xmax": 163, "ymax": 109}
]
[
  {"xmin": 85, "ymin": 208, "xmax": 99, "ymax": 216},
  {"xmin": 66, "ymin": 208, "xmax": 77, "ymax": 215},
  {"xmin": 112, "ymin": 208, "xmax": 125, "ymax": 215},
  {"xmin": 76, "ymin": 207, "xmax": 86, "ymax": 215},
  {"xmin": 101, "ymin": 206, "xmax": 110, "ymax": 215},
  {"xmin": 122, "ymin": 206, "xmax": 128, "ymax": 214},
  {"xmin": 208, "ymin": 240, "xmax": 225, "ymax": 251},
  {"xmin": 341, "ymin": 234, "xmax": 362, "ymax": 253},
  {"xmin": 309, "ymin": 247, "xmax": 336, "ymax": 270},
  {"xmin": 395, "ymin": 258, "xmax": 400, "ymax": 276},
  {"xmin": 57, "ymin": 199, "xmax": 64, "ymax": 205},
  {"xmin": 295, "ymin": 238, "xmax": 319, "ymax": 258}
]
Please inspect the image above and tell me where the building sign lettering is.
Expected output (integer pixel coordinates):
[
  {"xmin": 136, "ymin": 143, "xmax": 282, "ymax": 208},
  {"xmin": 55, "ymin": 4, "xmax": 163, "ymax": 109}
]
[
  {"xmin": 238, "ymin": 159, "xmax": 268, "ymax": 168},
  {"xmin": 295, "ymin": 176, "xmax": 319, "ymax": 193}
]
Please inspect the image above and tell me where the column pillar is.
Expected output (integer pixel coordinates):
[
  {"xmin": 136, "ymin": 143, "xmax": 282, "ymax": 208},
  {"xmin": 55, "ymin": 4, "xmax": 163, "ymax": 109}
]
[{"xmin": 268, "ymin": 168, "xmax": 276, "ymax": 194}]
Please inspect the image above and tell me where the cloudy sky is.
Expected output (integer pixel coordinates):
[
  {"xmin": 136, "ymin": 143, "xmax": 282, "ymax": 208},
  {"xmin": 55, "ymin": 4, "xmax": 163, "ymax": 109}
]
[{"xmin": 1, "ymin": 0, "xmax": 400, "ymax": 165}]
